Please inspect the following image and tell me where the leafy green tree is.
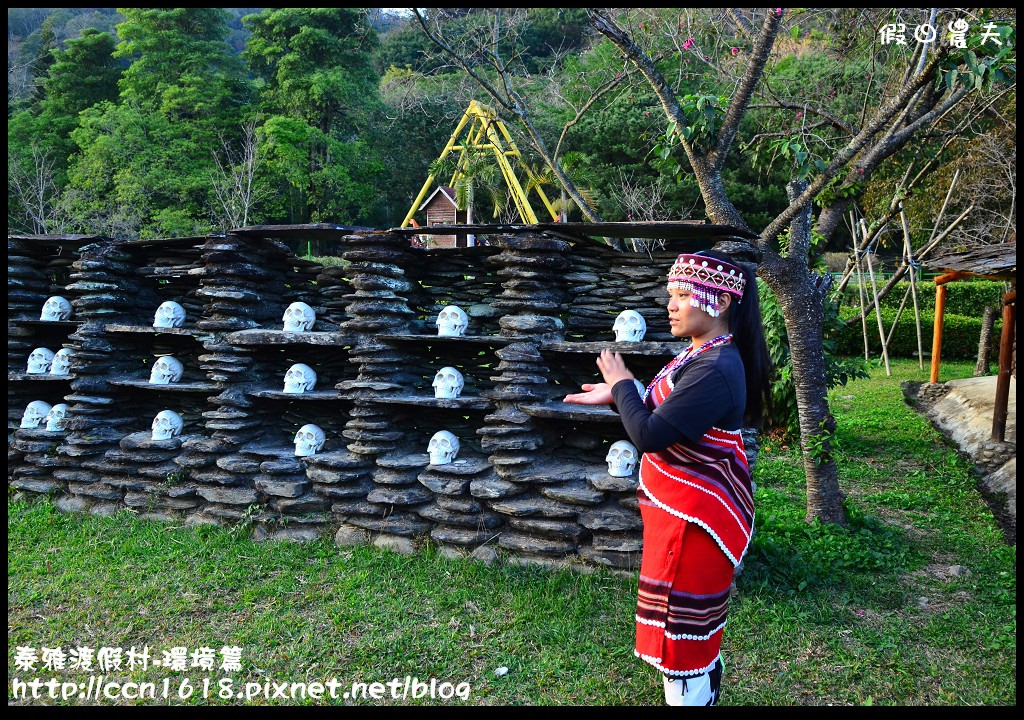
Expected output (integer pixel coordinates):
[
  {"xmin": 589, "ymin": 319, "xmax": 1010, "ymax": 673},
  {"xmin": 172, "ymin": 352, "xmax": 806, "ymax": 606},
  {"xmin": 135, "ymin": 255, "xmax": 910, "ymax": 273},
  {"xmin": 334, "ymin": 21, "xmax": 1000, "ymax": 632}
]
[
  {"xmin": 38, "ymin": 29, "xmax": 121, "ymax": 176},
  {"xmin": 8, "ymin": 28, "xmax": 121, "ymax": 232},
  {"xmin": 244, "ymin": 8, "xmax": 385, "ymax": 224},
  {"xmin": 65, "ymin": 8, "xmax": 250, "ymax": 237}
]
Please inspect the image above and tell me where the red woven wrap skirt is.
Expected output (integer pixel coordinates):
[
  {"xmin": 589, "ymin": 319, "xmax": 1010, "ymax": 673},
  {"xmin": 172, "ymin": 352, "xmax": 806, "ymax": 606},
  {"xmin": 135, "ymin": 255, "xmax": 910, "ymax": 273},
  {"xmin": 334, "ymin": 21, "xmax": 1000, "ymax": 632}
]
[{"xmin": 634, "ymin": 487, "xmax": 735, "ymax": 676}]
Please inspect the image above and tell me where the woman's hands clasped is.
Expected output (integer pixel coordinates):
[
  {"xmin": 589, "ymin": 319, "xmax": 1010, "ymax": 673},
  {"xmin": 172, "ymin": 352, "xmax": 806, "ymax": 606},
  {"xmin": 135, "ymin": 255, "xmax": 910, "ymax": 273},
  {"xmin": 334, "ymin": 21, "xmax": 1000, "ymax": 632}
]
[{"xmin": 563, "ymin": 350, "xmax": 635, "ymax": 405}]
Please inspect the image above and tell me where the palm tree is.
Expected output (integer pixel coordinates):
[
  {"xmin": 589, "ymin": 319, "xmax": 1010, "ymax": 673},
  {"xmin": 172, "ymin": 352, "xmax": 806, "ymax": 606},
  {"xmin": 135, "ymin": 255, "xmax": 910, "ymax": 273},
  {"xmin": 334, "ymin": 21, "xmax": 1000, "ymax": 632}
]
[
  {"xmin": 525, "ymin": 151, "xmax": 599, "ymax": 222},
  {"xmin": 429, "ymin": 150, "xmax": 509, "ymax": 225}
]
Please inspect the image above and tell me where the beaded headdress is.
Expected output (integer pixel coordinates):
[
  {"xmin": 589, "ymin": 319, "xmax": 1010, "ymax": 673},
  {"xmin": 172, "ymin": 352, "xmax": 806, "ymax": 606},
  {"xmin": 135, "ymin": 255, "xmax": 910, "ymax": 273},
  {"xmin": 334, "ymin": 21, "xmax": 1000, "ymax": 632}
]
[{"xmin": 667, "ymin": 253, "xmax": 747, "ymax": 317}]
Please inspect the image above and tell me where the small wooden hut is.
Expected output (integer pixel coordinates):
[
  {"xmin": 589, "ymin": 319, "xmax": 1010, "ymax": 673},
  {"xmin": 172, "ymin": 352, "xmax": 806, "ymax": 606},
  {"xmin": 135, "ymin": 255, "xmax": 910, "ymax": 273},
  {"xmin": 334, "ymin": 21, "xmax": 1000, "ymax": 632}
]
[
  {"xmin": 924, "ymin": 239, "xmax": 1016, "ymax": 442},
  {"xmin": 418, "ymin": 187, "xmax": 472, "ymax": 248}
]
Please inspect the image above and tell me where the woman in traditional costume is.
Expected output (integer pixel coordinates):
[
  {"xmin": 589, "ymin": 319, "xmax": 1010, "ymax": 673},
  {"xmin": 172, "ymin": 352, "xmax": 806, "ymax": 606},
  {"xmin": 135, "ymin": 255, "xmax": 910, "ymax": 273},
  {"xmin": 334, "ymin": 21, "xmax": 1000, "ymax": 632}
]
[{"xmin": 565, "ymin": 249, "xmax": 770, "ymax": 706}]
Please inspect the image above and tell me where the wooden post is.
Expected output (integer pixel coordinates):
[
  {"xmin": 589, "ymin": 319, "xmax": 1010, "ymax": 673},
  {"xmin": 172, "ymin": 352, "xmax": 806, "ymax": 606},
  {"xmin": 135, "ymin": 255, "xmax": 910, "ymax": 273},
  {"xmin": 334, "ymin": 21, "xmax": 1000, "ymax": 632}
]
[
  {"xmin": 930, "ymin": 282, "xmax": 948, "ymax": 383},
  {"xmin": 992, "ymin": 290, "xmax": 1016, "ymax": 442}
]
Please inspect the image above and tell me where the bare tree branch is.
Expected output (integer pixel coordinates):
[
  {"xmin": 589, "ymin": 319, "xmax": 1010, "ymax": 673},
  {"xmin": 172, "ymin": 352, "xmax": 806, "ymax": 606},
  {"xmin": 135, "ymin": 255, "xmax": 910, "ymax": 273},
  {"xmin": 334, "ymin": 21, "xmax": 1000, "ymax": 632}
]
[
  {"xmin": 712, "ymin": 9, "xmax": 782, "ymax": 171},
  {"xmin": 761, "ymin": 48, "xmax": 953, "ymax": 244},
  {"xmin": 748, "ymin": 101, "xmax": 855, "ymax": 136},
  {"xmin": 727, "ymin": 8, "xmax": 754, "ymax": 39}
]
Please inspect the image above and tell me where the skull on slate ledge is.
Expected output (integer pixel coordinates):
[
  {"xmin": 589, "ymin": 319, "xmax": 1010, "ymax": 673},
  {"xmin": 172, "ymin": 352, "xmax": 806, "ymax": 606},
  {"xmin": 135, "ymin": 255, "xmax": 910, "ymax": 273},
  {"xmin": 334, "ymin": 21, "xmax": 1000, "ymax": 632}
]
[
  {"xmin": 49, "ymin": 348, "xmax": 75, "ymax": 376},
  {"xmin": 612, "ymin": 309, "xmax": 646, "ymax": 342},
  {"xmin": 20, "ymin": 401, "xmax": 53, "ymax": 429},
  {"xmin": 40, "ymin": 296, "xmax": 72, "ymax": 322},
  {"xmin": 153, "ymin": 300, "xmax": 186, "ymax": 329},
  {"xmin": 282, "ymin": 302, "xmax": 316, "ymax": 332},
  {"xmin": 149, "ymin": 356, "xmax": 184, "ymax": 385},
  {"xmin": 151, "ymin": 410, "xmax": 184, "ymax": 441},
  {"xmin": 293, "ymin": 423, "xmax": 326, "ymax": 457},
  {"xmin": 428, "ymin": 430, "xmax": 460, "ymax": 465},
  {"xmin": 606, "ymin": 439, "xmax": 638, "ymax": 477},
  {"xmin": 27, "ymin": 347, "xmax": 55, "ymax": 374},
  {"xmin": 283, "ymin": 363, "xmax": 317, "ymax": 394},
  {"xmin": 432, "ymin": 366, "xmax": 465, "ymax": 399},
  {"xmin": 44, "ymin": 403, "xmax": 68, "ymax": 432},
  {"xmin": 435, "ymin": 305, "xmax": 468, "ymax": 337}
]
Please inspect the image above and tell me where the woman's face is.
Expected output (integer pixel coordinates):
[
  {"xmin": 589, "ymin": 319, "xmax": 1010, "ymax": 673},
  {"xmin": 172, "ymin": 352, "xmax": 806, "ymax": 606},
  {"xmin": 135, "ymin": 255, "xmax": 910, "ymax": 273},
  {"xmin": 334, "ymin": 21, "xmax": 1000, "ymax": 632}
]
[{"xmin": 666, "ymin": 287, "xmax": 727, "ymax": 339}]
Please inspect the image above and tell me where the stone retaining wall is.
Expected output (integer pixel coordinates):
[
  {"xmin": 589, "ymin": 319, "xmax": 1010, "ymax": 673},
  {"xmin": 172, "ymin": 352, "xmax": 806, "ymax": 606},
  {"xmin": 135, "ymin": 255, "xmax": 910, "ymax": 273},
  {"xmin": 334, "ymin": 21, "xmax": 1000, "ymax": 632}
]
[{"xmin": 8, "ymin": 228, "xmax": 760, "ymax": 570}]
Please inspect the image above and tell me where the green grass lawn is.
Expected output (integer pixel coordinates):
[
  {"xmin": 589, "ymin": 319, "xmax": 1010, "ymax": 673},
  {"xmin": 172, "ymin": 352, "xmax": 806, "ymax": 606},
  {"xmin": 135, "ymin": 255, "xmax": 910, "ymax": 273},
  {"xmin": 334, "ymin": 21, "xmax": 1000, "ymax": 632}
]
[{"xmin": 8, "ymin": 359, "xmax": 1015, "ymax": 705}]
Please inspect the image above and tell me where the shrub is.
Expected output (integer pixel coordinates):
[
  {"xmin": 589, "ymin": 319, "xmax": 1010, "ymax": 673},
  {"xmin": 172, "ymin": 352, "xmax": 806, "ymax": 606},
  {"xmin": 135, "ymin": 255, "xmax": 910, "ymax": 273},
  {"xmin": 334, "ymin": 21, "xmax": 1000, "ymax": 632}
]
[
  {"xmin": 837, "ymin": 307, "xmax": 1001, "ymax": 359},
  {"xmin": 841, "ymin": 279, "xmax": 1005, "ymax": 318}
]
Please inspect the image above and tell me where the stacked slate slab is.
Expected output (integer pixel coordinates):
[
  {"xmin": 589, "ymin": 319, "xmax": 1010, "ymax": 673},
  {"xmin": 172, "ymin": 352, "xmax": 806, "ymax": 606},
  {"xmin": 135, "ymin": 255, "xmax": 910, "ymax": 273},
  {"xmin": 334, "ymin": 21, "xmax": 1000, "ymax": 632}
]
[
  {"xmin": 314, "ymin": 264, "xmax": 353, "ymax": 327},
  {"xmin": 101, "ymin": 431, "xmax": 199, "ymax": 520},
  {"xmin": 408, "ymin": 246, "xmax": 503, "ymax": 335},
  {"xmin": 184, "ymin": 234, "xmax": 319, "ymax": 527},
  {"xmin": 340, "ymin": 452, "xmax": 433, "ymax": 538},
  {"xmin": 474, "ymin": 234, "xmax": 592, "ymax": 559},
  {"xmin": 8, "ymin": 236, "xmax": 91, "ymax": 467},
  {"xmin": 335, "ymin": 232, "xmax": 418, "ymax": 494},
  {"xmin": 8, "ymin": 237, "xmax": 51, "ymax": 370},
  {"xmin": 69, "ymin": 240, "xmax": 204, "ymax": 512},
  {"xmin": 417, "ymin": 456, "xmax": 504, "ymax": 549},
  {"xmin": 563, "ymin": 243, "xmax": 680, "ymax": 341},
  {"xmin": 34, "ymin": 240, "xmax": 131, "ymax": 502},
  {"xmin": 9, "ymin": 428, "xmax": 69, "ymax": 496}
]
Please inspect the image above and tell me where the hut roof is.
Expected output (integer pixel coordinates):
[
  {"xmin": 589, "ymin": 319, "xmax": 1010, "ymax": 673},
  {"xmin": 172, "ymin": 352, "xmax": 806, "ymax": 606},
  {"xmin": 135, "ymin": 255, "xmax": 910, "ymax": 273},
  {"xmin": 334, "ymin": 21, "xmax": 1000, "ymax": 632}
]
[
  {"xmin": 417, "ymin": 186, "xmax": 458, "ymax": 213},
  {"xmin": 924, "ymin": 240, "xmax": 1017, "ymax": 282}
]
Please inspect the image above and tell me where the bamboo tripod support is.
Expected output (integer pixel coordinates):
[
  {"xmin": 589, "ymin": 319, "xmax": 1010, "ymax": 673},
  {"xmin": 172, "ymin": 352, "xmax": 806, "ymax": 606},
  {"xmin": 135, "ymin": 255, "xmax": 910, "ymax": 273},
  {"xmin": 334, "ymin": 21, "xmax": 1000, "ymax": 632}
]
[{"xmin": 861, "ymin": 219, "xmax": 891, "ymax": 376}]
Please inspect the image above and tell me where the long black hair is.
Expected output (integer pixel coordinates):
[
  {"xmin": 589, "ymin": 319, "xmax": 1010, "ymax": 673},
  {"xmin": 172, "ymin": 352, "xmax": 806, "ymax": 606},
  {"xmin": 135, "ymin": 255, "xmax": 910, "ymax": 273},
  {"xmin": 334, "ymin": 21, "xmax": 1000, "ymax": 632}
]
[{"xmin": 695, "ymin": 249, "xmax": 772, "ymax": 427}]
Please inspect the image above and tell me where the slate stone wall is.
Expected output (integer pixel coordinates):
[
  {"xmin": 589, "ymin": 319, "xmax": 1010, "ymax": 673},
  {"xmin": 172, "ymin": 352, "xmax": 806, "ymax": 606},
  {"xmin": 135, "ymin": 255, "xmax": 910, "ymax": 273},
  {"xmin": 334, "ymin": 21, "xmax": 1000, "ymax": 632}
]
[{"xmin": 8, "ymin": 229, "xmax": 760, "ymax": 570}]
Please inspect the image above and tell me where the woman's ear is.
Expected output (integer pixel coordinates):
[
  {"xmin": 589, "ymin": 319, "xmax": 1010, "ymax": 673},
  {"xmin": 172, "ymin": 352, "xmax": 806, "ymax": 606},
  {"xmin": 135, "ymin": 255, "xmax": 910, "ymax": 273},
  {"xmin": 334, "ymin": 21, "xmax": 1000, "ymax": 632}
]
[{"xmin": 718, "ymin": 293, "xmax": 733, "ymax": 315}]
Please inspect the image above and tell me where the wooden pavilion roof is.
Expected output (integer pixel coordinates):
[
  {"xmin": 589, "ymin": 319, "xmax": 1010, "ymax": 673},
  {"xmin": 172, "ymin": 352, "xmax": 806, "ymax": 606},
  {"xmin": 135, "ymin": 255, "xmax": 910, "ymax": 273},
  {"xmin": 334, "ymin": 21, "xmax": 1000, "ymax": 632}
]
[{"xmin": 924, "ymin": 240, "xmax": 1016, "ymax": 282}]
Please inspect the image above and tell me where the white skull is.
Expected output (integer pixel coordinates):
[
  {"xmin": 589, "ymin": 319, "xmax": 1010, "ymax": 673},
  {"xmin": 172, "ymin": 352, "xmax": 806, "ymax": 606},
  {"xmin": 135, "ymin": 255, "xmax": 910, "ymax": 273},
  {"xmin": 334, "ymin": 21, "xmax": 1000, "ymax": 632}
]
[
  {"xmin": 282, "ymin": 302, "xmax": 316, "ymax": 332},
  {"xmin": 153, "ymin": 301, "xmax": 186, "ymax": 329},
  {"xmin": 40, "ymin": 296, "xmax": 72, "ymax": 321},
  {"xmin": 20, "ymin": 401, "xmax": 53, "ymax": 429},
  {"xmin": 27, "ymin": 347, "xmax": 56, "ymax": 374},
  {"xmin": 49, "ymin": 348, "xmax": 76, "ymax": 376},
  {"xmin": 427, "ymin": 430, "xmax": 460, "ymax": 465},
  {"xmin": 293, "ymin": 423, "xmax": 326, "ymax": 457},
  {"xmin": 612, "ymin": 310, "xmax": 647, "ymax": 342},
  {"xmin": 606, "ymin": 440, "xmax": 638, "ymax": 477},
  {"xmin": 149, "ymin": 356, "xmax": 184, "ymax": 385},
  {"xmin": 44, "ymin": 404, "xmax": 69, "ymax": 432},
  {"xmin": 436, "ymin": 305, "xmax": 469, "ymax": 337},
  {"xmin": 151, "ymin": 410, "xmax": 184, "ymax": 441},
  {"xmin": 432, "ymin": 366, "xmax": 465, "ymax": 399},
  {"xmin": 283, "ymin": 363, "xmax": 317, "ymax": 394}
]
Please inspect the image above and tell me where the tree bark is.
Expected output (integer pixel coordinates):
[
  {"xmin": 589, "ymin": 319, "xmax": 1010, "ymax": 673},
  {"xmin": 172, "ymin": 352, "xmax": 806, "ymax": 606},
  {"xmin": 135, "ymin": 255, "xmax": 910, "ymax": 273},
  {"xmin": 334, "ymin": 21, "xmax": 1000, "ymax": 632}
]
[
  {"xmin": 975, "ymin": 306, "xmax": 998, "ymax": 376},
  {"xmin": 758, "ymin": 181, "xmax": 847, "ymax": 524},
  {"xmin": 759, "ymin": 251, "xmax": 846, "ymax": 525}
]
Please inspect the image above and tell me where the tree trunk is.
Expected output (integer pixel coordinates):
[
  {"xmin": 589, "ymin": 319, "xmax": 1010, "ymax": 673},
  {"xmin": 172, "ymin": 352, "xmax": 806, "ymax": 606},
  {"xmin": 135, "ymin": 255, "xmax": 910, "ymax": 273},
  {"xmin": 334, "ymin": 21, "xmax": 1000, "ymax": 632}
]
[
  {"xmin": 975, "ymin": 306, "xmax": 998, "ymax": 376},
  {"xmin": 760, "ymin": 252, "xmax": 847, "ymax": 524}
]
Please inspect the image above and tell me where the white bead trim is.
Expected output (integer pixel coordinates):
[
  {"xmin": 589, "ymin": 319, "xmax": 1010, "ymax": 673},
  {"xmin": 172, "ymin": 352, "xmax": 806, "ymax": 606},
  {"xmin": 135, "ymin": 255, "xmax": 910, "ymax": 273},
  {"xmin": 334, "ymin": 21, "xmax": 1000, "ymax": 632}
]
[
  {"xmin": 635, "ymin": 650, "xmax": 721, "ymax": 677},
  {"xmin": 638, "ymin": 477, "xmax": 748, "ymax": 567},
  {"xmin": 635, "ymin": 615, "xmax": 728, "ymax": 641},
  {"xmin": 640, "ymin": 463, "xmax": 751, "ymax": 551}
]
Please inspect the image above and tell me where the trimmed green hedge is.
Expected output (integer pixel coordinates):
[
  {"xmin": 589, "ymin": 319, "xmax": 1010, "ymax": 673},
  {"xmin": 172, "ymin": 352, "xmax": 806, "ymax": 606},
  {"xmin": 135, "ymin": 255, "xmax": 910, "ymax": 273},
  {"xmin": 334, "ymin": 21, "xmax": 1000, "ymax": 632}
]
[
  {"xmin": 842, "ymin": 279, "xmax": 1005, "ymax": 318},
  {"xmin": 838, "ymin": 307, "xmax": 1002, "ymax": 359}
]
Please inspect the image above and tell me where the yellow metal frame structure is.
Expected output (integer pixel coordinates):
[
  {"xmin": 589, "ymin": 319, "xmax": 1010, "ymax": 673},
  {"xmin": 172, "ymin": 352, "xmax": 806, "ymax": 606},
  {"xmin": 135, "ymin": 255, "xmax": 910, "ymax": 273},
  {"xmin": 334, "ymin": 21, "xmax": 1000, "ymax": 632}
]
[{"xmin": 401, "ymin": 100, "xmax": 560, "ymax": 228}]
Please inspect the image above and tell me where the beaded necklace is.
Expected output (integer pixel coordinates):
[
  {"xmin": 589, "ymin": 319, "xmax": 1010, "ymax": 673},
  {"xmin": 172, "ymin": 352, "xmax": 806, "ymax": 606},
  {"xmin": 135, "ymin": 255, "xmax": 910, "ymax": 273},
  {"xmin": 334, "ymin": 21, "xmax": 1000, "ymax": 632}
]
[{"xmin": 643, "ymin": 333, "xmax": 733, "ymax": 402}]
